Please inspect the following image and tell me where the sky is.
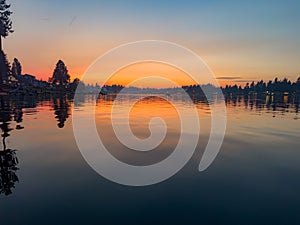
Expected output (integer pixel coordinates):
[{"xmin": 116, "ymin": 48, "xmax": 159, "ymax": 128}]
[{"xmin": 3, "ymin": 0, "xmax": 300, "ymax": 87}]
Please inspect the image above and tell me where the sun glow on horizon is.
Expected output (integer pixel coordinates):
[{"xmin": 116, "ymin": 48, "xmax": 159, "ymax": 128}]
[{"xmin": 83, "ymin": 62, "xmax": 200, "ymax": 88}]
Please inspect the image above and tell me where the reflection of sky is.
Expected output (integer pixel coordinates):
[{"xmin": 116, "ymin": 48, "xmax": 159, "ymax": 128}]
[
  {"xmin": 1, "ymin": 94, "xmax": 300, "ymax": 224},
  {"xmin": 5, "ymin": 0, "xmax": 300, "ymax": 84}
]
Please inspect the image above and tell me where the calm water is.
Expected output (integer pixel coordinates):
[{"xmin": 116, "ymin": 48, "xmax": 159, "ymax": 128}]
[{"xmin": 0, "ymin": 94, "xmax": 299, "ymax": 225}]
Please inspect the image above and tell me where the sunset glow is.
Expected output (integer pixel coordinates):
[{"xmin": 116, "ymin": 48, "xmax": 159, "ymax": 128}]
[
  {"xmin": 101, "ymin": 62, "xmax": 197, "ymax": 88},
  {"xmin": 3, "ymin": 0, "xmax": 300, "ymax": 86}
]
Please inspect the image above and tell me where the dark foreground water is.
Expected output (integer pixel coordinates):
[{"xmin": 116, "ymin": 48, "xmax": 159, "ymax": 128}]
[{"xmin": 0, "ymin": 94, "xmax": 299, "ymax": 225}]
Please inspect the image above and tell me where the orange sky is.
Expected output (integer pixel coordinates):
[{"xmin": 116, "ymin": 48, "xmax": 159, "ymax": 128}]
[{"xmin": 97, "ymin": 62, "xmax": 197, "ymax": 88}]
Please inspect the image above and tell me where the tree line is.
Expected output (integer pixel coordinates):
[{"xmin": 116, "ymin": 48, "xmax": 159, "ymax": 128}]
[{"xmin": 222, "ymin": 77, "xmax": 300, "ymax": 95}]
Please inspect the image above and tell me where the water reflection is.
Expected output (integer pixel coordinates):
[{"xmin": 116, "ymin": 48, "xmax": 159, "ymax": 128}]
[
  {"xmin": 52, "ymin": 95, "xmax": 71, "ymax": 128},
  {"xmin": 0, "ymin": 96, "xmax": 21, "ymax": 196},
  {"xmin": 0, "ymin": 92, "xmax": 299, "ymax": 197},
  {"xmin": 0, "ymin": 149, "xmax": 19, "ymax": 196},
  {"xmin": 0, "ymin": 94, "xmax": 72, "ymax": 196},
  {"xmin": 224, "ymin": 93, "xmax": 300, "ymax": 118},
  {"xmin": 0, "ymin": 91, "xmax": 299, "ymax": 225}
]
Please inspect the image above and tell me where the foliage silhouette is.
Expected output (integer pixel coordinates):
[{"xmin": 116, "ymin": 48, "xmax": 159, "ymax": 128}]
[
  {"xmin": 0, "ymin": 50, "xmax": 10, "ymax": 84},
  {"xmin": 11, "ymin": 57, "xmax": 22, "ymax": 80},
  {"xmin": 221, "ymin": 77, "xmax": 300, "ymax": 95},
  {"xmin": 50, "ymin": 60, "xmax": 71, "ymax": 86},
  {"xmin": 0, "ymin": 0, "xmax": 13, "ymax": 51}
]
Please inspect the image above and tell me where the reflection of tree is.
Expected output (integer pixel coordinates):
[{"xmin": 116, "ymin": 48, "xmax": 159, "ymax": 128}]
[
  {"xmin": 0, "ymin": 121, "xmax": 12, "ymax": 150},
  {"xmin": 14, "ymin": 106, "xmax": 24, "ymax": 130},
  {"xmin": 224, "ymin": 94, "xmax": 300, "ymax": 118},
  {"xmin": 0, "ymin": 97, "xmax": 12, "ymax": 149},
  {"xmin": 0, "ymin": 149, "xmax": 19, "ymax": 196},
  {"xmin": 13, "ymin": 101, "xmax": 24, "ymax": 130},
  {"xmin": 0, "ymin": 97, "xmax": 19, "ymax": 196},
  {"xmin": 53, "ymin": 95, "xmax": 70, "ymax": 128}
]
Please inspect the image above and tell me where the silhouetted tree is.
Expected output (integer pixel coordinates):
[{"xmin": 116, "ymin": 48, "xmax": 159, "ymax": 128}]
[
  {"xmin": 69, "ymin": 78, "xmax": 80, "ymax": 91},
  {"xmin": 0, "ymin": 50, "xmax": 10, "ymax": 84},
  {"xmin": 250, "ymin": 81, "xmax": 255, "ymax": 91},
  {"xmin": 11, "ymin": 57, "xmax": 21, "ymax": 80},
  {"xmin": 222, "ymin": 77, "xmax": 300, "ymax": 96},
  {"xmin": 73, "ymin": 78, "xmax": 80, "ymax": 84},
  {"xmin": 0, "ymin": 0, "xmax": 13, "ymax": 51},
  {"xmin": 51, "ymin": 60, "xmax": 70, "ymax": 86},
  {"xmin": 267, "ymin": 80, "xmax": 273, "ymax": 92},
  {"xmin": 295, "ymin": 77, "xmax": 300, "ymax": 93}
]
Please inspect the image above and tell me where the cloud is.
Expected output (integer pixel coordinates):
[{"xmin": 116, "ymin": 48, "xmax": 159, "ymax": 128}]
[
  {"xmin": 216, "ymin": 76, "xmax": 242, "ymax": 80},
  {"xmin": 234, "ymin": 79, "xmax": 255, "ymax": 83}
]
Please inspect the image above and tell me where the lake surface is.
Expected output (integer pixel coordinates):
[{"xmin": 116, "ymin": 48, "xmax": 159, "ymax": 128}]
[{"xmin": 0, "ymin": 93, "xmax": 299, "ymax": 225}]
